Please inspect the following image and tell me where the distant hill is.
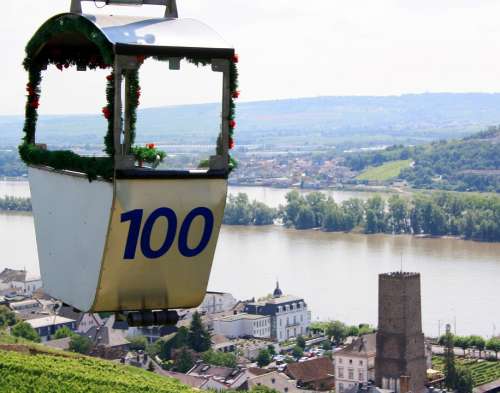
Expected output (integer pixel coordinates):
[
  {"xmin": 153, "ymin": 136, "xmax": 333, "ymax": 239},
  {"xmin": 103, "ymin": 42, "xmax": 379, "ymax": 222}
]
[
  {"xmin": 346, "ymin": 127, "xmax": 500, "ymax": 192},
  {"xmin": 3, "ymin": 93, "xmax": 500, "ymax": 147},
  {"xmin": 400, "ymin": 128, "xmax": 500, "ymax": 192}
]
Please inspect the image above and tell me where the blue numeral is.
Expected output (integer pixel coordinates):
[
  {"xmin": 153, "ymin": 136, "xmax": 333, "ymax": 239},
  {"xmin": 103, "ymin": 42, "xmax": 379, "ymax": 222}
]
[
  {"xmin": 121, "ymin": 207, "xmax": 215, "ymax": 260},
  {"xmin": 178, "ymin": 207, "xmax": 214, "ymax": 257},
  {"xmin": 141, "ymin": 207, "xmax": 177, "ymax": 259},
  {"xmin": 121, "ymin": 209, "xmax": 144, "ymax": 260}
]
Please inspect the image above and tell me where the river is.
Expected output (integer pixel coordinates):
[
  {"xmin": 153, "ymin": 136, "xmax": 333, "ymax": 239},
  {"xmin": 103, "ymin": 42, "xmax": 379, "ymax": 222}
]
[{"xmin": 1, "ymin": 181, "xmax": 499, "ymax": 337}]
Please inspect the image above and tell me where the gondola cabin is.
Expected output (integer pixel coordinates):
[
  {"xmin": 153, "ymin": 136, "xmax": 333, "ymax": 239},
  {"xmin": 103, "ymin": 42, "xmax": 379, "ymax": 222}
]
[{"xmin": 21, "ymin": 0, "xmax": 238, "ymax": 322}]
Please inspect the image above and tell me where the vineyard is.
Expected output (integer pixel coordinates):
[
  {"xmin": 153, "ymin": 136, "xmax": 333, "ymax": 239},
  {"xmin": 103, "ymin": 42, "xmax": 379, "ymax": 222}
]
[
  {"xmin": 433, "ymin": 356, "xmax": 500, "ymax": 387},
  {"xmin": 0, "ymin": 348, "xmax": 196, "ymax": 393}
]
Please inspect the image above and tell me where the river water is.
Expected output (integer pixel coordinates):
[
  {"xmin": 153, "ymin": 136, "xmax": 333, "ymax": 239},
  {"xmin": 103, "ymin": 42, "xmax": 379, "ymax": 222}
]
[{"xmin": 1, "ymin": 181, "xmax": 499, "ymax": 337}]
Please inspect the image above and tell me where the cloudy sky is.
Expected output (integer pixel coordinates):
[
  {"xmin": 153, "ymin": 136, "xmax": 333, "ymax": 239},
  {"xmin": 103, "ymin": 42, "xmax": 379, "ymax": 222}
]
[{"xmin": 3, "ymin": 0, "xmax": 500, "ymax": 115}]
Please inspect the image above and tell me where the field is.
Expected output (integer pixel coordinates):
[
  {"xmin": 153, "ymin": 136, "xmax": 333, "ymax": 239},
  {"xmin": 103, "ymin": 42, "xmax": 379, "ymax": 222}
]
[
  {"xmin": 0, "ymin": 345, "xmax": 195, "ymax": 393},
  {"xmin": 433, "ymin": 356, "xmax": 500, "ymax": 387},
  {"xmin": 356, "ymin": 160, "xmax": 412, "ymax": 181}
]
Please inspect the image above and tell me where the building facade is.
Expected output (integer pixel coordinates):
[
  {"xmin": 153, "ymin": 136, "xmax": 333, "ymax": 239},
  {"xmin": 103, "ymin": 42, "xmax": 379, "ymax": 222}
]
[
  {"xmin": 26, "ymin": 315, "xmax": 76, "ymax": 342},
  {"xmin": 213, "ymin": 313, "xmax": 271, "ymax": 339},
  {"xmin": 198, "ymin": 292, "xmax": 238, "ymax": 315},
  {"xmin": 375, "ymin": 272, "xmax": 426, "ymax": 393},
  {"xmin": 333, "ymin": 333, "xmax": 376, "ymax": 393},
  {"xmin": 244, "ymin": 282, "xmax": 310, "ymax": 342}
]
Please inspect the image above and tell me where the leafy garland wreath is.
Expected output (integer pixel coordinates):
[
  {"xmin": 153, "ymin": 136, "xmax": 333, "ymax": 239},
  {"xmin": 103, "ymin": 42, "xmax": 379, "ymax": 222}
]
[{"xmin": 19, "ymin": 16, "xmax": 239, "ymax": 180}]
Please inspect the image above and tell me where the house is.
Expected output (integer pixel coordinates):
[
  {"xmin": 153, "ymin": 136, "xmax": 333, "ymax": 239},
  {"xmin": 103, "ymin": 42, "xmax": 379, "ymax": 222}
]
[
  {"xmin": 333, "ymin": 333, "xmax": 377, "ymax": 393},
  {"xmin": 10, "ymin": 272, "xmax": 43, "ymax": 297},
  {"xmin": 84, "ymin": 317, "xmax": 130, "ymax": 360},
  {"xmin": 161, "ymin": 370, "xmax": 208, "ymax": 389},
  {"xmin": 212, "ymin": 334, "xmax": 237, "ymax": 353},
  {"xmin": 344, "ymin": 382, "xmax": 393, "ymax": 393},
  {"xmin": 244, "ymin": 282, "xmax": 310, "ymax": 342},
  {"xmin": 247, "ymin": 370, "xmax": 307, "ymax": 393},
  {"xmin": 285, "ymin": 357, "xmax": 336, "ymax": 391},
  {"xmin": 198, "ymin": 292, "xmax": 238, "ymax": 315},
  {"xmin": 58, "ymin": 306, "xmax": 103, "ymax": 334},
  {"xmin": 187, "ymin": 362, "xmax": 248, "ymax": 390},
  {"xmin": 213, "ymin": 313, "xmax": 271, "ymax": 339},
  {"xmin": 26, "ymin": 315, "xmax": 76, "ymax": 342},
  {"xmin": 0, "ymin": 268, "xmax": 26, "ymax": 291}
]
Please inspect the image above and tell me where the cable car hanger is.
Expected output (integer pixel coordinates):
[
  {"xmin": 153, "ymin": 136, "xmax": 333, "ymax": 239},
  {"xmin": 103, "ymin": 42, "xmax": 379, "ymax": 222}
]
[{"xmin": 70, "ymin": 0, "xmax": 178, "ymax": 18}]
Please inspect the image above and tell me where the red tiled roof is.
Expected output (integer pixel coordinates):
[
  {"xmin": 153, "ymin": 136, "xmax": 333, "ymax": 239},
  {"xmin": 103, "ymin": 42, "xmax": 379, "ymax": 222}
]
[{"xmin": 286, "ymin": 357, "xmax": 335, "ymax": 383}]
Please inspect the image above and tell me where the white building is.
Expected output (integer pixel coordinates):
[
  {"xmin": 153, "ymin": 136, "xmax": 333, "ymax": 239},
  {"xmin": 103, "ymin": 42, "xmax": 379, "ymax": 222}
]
[
  {"xmin": 333, "ymin": 333, "xmax": 376, "ymax": 393},
  {"xmin": 244, "ymin": 282, "xmax": 310, "ymax": 342},
  {"xmin": 26, "ymin": 315, "xmax": 76, "ymax": 342},
  {"xmin": 198, "ymin": 292, "xmax": 238, "ymax": 315},
  {"xmin": 10, "ymin": 272, "xmax": 43, "ymax": 297},
  {"xmin": 213, "ymin": 313, "xmax": 271, "ymax": 339}
]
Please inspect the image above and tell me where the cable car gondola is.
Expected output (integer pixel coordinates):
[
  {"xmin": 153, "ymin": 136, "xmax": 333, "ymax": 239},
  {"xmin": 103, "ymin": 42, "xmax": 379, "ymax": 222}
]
[{"xmin": 20, "ymin": 0, "xmax": 239, "ymax": 326}]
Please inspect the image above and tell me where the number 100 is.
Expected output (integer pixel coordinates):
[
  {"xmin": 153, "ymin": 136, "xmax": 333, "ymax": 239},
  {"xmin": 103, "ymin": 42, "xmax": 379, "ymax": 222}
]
[{"xmin": 120, "ymin": 207, "xmax": 214, "ymax": 260}]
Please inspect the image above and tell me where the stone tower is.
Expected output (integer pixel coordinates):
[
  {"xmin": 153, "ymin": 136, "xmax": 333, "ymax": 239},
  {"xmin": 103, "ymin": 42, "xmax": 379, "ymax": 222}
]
[{"xmin": 375, "ymin": 272, "xmax": 426, "ymax": 393}]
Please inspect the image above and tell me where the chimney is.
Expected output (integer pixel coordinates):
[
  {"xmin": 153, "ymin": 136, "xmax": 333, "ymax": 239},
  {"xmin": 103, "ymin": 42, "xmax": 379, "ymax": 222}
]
[{"xmin": 400, "ymin": 375, "xmax": 411, "ymax": 393}]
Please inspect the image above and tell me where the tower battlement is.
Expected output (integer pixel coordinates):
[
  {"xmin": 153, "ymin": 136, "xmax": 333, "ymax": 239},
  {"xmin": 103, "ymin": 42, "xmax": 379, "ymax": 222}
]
[{"xmin": 379, "ymin": 272, "xmax": 420, "ymax": 281}]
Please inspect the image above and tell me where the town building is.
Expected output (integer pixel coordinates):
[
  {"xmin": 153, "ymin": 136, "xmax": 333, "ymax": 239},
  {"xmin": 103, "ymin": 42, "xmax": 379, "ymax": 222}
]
[
  {"xmin": 285, "ymin": 357, "xmax": 336, "ymax": 391},
  {"xmin": 187, "ymin": 363, "xmax": 248, "ymax": 390},
  {"xmin": 10, "ymin": 273, "xmax": 43, "ymax": 297},
  {"xmin": 198, "ymin": 292, "xmax": 238, "ymax": 315},
  {"xmin": 333, "ymin": 333, "xmax": 377, "ymax": 393},
  {"xmin": 26, "ymin": 315, "xmax": 76, "ymax": 342},
  {"xmin": 213, "ymin": 313, "xmax": 271, "ymax": 339},
  {"xmin": 375, "ymin": 272, "xmax": 426, "ymax": 393},
  {"xmin": 244, "ymin": 282, "xmax": 310, "ymax": 342},
  {"xmin": 58, "ymin": 306, "xmax": 103, "ymax": 334},
  {"xmin": 247, "ymin": 370, "xmax": 307, "ymax": 393}
]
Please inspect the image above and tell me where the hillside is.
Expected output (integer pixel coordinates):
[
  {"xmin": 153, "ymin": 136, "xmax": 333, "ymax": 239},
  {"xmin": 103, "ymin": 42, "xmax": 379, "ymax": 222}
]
[
  {"xmin": 345, "ymin": 128, "xmax": 500, "ymax": 192},
  {"xmin": 3, "ymin": 93, "xmax": 500, "ymax": 148},
  {"xmin": 400, "ymin": 128, "xmax": 500, "ymax": 192},
  {"xmin": 0, "ymin": 345, "xmax": 195, "ymax": 393}
]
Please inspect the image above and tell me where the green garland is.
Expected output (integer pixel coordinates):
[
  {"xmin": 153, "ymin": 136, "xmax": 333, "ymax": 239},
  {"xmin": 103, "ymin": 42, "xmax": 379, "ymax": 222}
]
[{"xmin": 19, "ymin": 13, "xmax": 240, "ymax": 179}]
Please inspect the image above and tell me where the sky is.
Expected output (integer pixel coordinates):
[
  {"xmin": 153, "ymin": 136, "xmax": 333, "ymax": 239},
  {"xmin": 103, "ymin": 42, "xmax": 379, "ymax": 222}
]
[{"xmin": 3, "ymin": 0, "xmax": 500, "ymax": 115}]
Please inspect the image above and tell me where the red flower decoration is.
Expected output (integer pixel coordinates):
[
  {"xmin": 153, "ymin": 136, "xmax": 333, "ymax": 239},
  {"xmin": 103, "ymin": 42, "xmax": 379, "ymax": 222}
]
[
  {"xmin": 56, "ymin": 63, "xmax": 63, "ymax": 71},
  {"xmin": 229, "ymin": 137, "xmax": 235, "ymax": 150},
  {"xmin": 231, "ymin": 90, "xmax": 240, "ymax": 99},
  {"xmin": 147, "ymin": 143, "xmax": 155, "ymax": 149},
  {"xmin": 232, "ymin": 54, "xmax": 239, "ymax": 63},
  {"xmin": 136, "ymin": 88, "xmax": 141, "ymax": 98},
  {"xmin": 102, "ymin": 107, "xmax": 111, "ymax": 119},
  {"xmin": 64, "ymin": 63, "xmax": 70, "ymax": 69},
  {"xmin": 137, "ymin": 55, "xmax": 146, "ymax": 64},
  {"xmin": 106, "ymin": 74, "xmax": 114, "ymax": 81},
  {"xmin": 229, "ymin": 119, "xmax": 236, "ymax": 128},
  {"xmin": 30, "ymin": 100, "xmax": 40, "ymax": 109}
]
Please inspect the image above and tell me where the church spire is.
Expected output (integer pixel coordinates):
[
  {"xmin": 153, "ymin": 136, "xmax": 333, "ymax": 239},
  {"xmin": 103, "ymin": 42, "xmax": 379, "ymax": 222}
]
[{"xmin": 273, "ymin": 280, "xmax": 283, "ymax": 298}]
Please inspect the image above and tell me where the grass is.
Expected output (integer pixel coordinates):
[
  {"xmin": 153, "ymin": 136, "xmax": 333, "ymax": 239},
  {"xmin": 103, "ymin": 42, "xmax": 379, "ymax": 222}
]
[
  {"xmin": 0, "ymin": 332, "xmax": 196, "ymax": 393},
  {"xmin": 356, "ymin": 159, "xmax": 412, "ymax": 181},
  {"xmin": 433, "ymin": 356, "xmax": 500, "ymax": 387}
]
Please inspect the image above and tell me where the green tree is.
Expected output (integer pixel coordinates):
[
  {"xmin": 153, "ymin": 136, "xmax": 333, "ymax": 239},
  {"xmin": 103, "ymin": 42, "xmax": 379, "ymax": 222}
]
[
  {"xmin": 174, "ymin": 347, "xmax": 194, "ymax": 373},
  {"xmin": 224, "ymin": 193, "xmax": 253, "ymax": 225},
  {"xmin": 0, "ymin": 306, "xmax": 18, "ymax": 328},
  {"xmin": 295, "ymin": 205, "xmax": 316, "ymax": 230},
  {"xmin": 127, "ymin": 335, "xmax": 148, "ymax": 351},
  {"xmin": 281, "ymin": 191, "xmax": 306, "ymax": 227},
  {"xmin": 387, "ymin": 195, "xmax": 410, "ymax": 233},
  {"xmin": 252, "ymin": 201, "xmax": 277, "ymax": 225},
  {"xmin": 443, "ymin": 329, "xmax": 456, "ymax": 389},
  {"xmin": 188, "ymin": 312, "xmax": 211, "ymax": 352},
  {"xmin": 364, "ymin": 196, "xmax": 386, "ymax": 234},
  {"xmin": 267, "ymin": 345, "xmax": 276, "ymax": 356},
  {"xmin": 486, "ymin": 337, "xmax": 500, "ymax": 359},
  {"xmin": 11, "ymin": 322, "xmax": 40, "ymax": 342},
  {"xmin": 454, "ymin": 336, "xmax": 470, "ymax": 356},
  {"xmin": 69, "ymin": 335, "xmax": 92, "ymax": 354},
  {"xmin": 325, "ymin": 321, "xmax": 348, "ymax": 344},
  {"xmin": 257, "ymin": 349, "xmax": 271, "ymax": 367},
  {"xmin": 322, "ymin": 340, "xmax": 332, "ymax": 350},
  {"xmin": 346, "ymin": 325, "xmax": 359, "ymax": 337},
  {"xmin": 202, "ymin": 349, "xmax": 237, "ymax": 368},
  {"xmin": 455, "ymin": 367, "xmax": 474, "ymax": 393},
  {"xmin": 468, "ymin": 335, "xmax": 486, "ymax": 358},
  {"xmin": 292, "ymin": 345, "xmax": 304, "ymax": 359},
  {"xmin": 296, "ymin": 335, "xmax": 306, "ymax": 350},
  {"xmin": 53, "ymin": 326, "xmax": 74, "ymax": 339}
]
